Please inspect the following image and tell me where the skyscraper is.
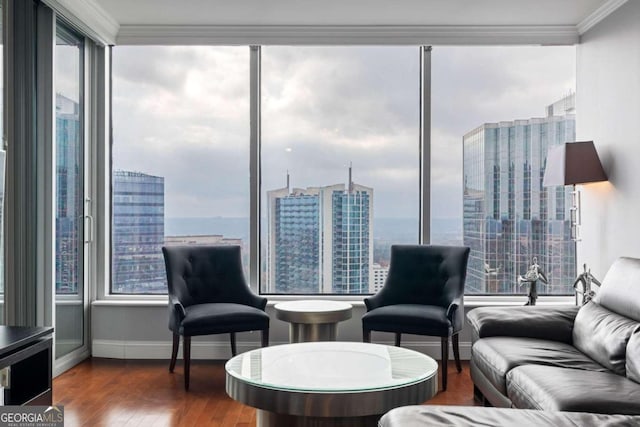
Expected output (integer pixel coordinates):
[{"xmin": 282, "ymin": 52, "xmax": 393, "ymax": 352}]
[
  {"xmin": 56, "ymin": 94, "xmax": 82, "ymax": 294},
  {"xmin": 463, "ymin": 94, "xmax": 576, "ymax": 295},
  {"xmin": 112, "ymin": 170, "xmax": 165, "ymax": 293},
  {"xmin": 267, "ymin": 169, "xmax": 373, "ymax": 294}
]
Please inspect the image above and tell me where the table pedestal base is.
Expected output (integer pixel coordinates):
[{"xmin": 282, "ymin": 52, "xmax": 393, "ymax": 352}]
[
  {"xmin": 289, "ymin": 322, "xmax": 337, "ymax": 343},
  {"xmin": 257, "ymin": 409, "xmax": 381, "ymax": 427}
]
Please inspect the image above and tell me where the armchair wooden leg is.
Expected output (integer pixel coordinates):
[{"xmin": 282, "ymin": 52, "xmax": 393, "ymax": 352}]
[
  {"xmin": 169, "ymin": 333, "xmax": 179, "ymax": 373},
  {"xmin": 441, "ymin": 336, "xmax": 449, "ymax": 391},
  {"xmin": 363, "ymin": 329, "xmax": 371, "ymax": 343},
  {"xmin": 395, "ymin": 333, "xmax": 401, "ymax": 347},
  {"xmin": 230, "ymin": 332, "xmax": 237, "ymax": 357},
  {"xmin": 452, "ymin": 333, "xmax": 462, "ymax": 373},
  {"xmin": 261, "ymin": 329, "xmax": 269, "ymax": 347},
  {"xmin": 183, "ymin": 336, "xmax": 191, "ymax": 391}
]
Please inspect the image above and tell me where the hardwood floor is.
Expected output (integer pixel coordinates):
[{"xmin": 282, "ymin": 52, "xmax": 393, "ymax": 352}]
[{"xmin": 53, "ymin": 358, "xmax": 478, "ymax": 427}]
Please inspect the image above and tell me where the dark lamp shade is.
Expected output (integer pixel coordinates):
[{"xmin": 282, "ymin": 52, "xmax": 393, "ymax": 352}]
[{"xmin": 543, "ymin": 141, "xmax": 608, "ymax": 187}]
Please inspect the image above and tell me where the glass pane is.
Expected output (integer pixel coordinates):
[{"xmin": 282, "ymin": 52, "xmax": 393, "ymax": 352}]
[
  {"xmin": 55, "ymin": 23, "xmax": 84, "ymax": 357},
  {"xmin": 261, "ymin": 47, "xmax": 420, "ymax": 294},
  {"xmin": 431, "ymin": 46, "xmax": 576, "ymax": 295},
  {"xmin": 111, "ymin": 46, "xmax": 250, "ymax": 294}
]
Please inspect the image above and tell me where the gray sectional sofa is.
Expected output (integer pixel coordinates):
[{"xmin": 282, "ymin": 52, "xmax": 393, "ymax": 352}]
[
  {"xmin": 467, "ymin": 257, "xmax": 640, "ymax": 414},
  {"xmin": 379, "ymin": 405, "xmax": 640, "ymax": 427}
]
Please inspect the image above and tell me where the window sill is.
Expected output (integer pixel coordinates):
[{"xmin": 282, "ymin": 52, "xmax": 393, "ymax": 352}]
[{"xmin": 92, "ymin": 295, "xmax": 576, "ymax": 308}]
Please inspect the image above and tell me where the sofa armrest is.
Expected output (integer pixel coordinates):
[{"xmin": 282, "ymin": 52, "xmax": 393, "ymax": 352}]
[{"xmin": 467, "ymin": 305, "xmax": 580, "ymax": 345}]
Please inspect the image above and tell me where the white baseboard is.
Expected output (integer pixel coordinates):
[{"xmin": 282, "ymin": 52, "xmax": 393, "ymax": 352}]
[
  {"xmin": 92, "ymin": 339, "xmax": 471, "ymax": 360},
  {"xmin": 54, "ymin": 347, "xmax": 91, "ymax": 377}
]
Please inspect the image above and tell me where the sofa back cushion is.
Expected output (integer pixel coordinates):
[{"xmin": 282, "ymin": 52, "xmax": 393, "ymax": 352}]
[
  {"xmin": 628, "ymin": 332, "xmax": 640, "ymax": 383},
  {"xmin": 573, "ymin": 301, "xmax": 639, "ymax": 376},
  {"xmin": 595, "ymin": 257, "xmax": 640, "ymax": 322}
]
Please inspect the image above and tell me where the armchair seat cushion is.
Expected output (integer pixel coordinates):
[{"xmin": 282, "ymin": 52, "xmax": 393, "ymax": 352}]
[
  {"xmin": 472, "ymin": 337, "xmax": 609, "ymax": 395},
  {"xmin": 362, "ymin": 304, "xmax": 451, "ymax": 336},
  {"xmin": 180, "ymin": 303, "xmax": 269, "ymax": 336},
  {"xmin": 507, "ymin": 365, "xmax": 640, "ymax": 415}
]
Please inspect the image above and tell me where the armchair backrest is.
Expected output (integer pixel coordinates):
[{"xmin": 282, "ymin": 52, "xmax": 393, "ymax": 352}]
[
  {"xmin": 162, "ymin": 245, "xmax": 265, "ymax": 309},
  {"xmin": 376, "ymin": 245, "xmax": 470, "ymax": 308}
]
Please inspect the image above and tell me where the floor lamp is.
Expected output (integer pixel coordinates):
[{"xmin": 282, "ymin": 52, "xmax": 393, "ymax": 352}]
[{"xmin": 542, "ymin": 141, "xmax": 608, "ymax": 241}]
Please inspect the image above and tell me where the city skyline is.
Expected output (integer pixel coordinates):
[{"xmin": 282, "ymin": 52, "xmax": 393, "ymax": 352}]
[
  {"xmin": 112, "ymin": 46, "xmax": 575, "ymax": 222},
  {"xmin": 108, "ymin": 45, "xmax": 576, "ymax": 295}
]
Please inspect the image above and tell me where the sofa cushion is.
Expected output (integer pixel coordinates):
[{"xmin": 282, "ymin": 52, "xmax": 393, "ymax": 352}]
[
  {"xmin": 379, "ymin": 405, "xmax": 640, "ymax": 427},
  {"xmin": 573, "ymin": 301, "xmax": 639, "ymax": 375},
  {"xmin": 628, "ymin": 332, "xmax": 640, "ymax": 383},
  {"xmin": 595, "ymin": 257, "xmax": 640, "ymax": 322},
  {"xmin": 472, "ymin": 337, "xmax": 608, "ymax": 395},
  {"xmin": 507, "ymin": 365, "xmax": 640, "ymax": 415}
]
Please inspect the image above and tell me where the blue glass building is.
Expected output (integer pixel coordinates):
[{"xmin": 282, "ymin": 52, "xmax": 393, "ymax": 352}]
[
  {"xmin": 112, "ymin": 170, "xmax": 165, "ymax": 293},
  {"xmin": 331, "ymin": 188, "xmax": 371, "ymax": 293},
  {"xmin": 463, "ymin": 94, "xmax": 576, "ymax": 295},
  {"xmin": 56, "ymin": 94, "xmax": 82, "ymax": 294},
  {"xmin": 267, "ymin": 171, "xmax": 373, "ymax": 294}
]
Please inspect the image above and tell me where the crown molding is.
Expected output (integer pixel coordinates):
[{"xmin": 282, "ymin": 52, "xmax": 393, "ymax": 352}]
[
  {"xmin": 116, "ymin": 24, "xmax": 578, "ymax": 46},
  {"xmin": 43, "ymin": 0, "xmax": 119, "ymax": 45},
  {"xmin": 577, "ymin": 0, "xmax": 629, "ymax": 35}
]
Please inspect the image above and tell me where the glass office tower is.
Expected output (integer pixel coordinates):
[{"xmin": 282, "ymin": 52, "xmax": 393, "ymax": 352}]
[
  {"xmin": 463, "ymin": 94, "xmax": 576, "ymax": 295},
  {"xmin": 267, "ymin": 169, "xmax": 373, "ymax": 294},
  {"xmin": 112, "ymin": 170, "xmax": 165, "ymax": 293},
  {"xmin": 56, "ymin": 94, "xmax": 82, "ymax": 294}
]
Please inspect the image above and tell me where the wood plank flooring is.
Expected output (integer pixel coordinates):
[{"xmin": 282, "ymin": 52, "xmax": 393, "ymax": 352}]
[{"xmin": 53, "ymin": 358, "xmax": 477, "ymax": 427}]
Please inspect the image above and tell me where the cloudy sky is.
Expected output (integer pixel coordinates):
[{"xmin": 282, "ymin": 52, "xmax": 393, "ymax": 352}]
[{"xmin": 111, "ymin": 45, "xmax": 575, "ymax": 221}]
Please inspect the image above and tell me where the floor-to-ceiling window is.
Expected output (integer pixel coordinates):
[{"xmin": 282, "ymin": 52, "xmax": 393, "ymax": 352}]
[
  {"xmin": 108, "ymin": 44, "xmax": 576, "ymax": 298},
  {"xmin": 260, "ymin": 47, "xmax": 420, "ymax": 295},
  {"xmin": 431, "ymin": 46, "xmax": 576, "ymax": 295},
  {"xmin": 55, "ymin": 21, "xmax": 85, "ymax": 357},
  {"xmin": 110, "ymin": 46, "xmax": 250, "ymax": 294}
]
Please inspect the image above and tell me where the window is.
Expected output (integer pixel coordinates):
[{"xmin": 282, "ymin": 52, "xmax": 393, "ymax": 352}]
[
  {"xmin": 260, "ymin": 47, "xmax": 420, "ymax": 294},
  {"xmin": 111, "ymin": 46, "xmax": 250, "ymax": 294},
  {"xmin": 431, "ymin": 46, "xmax": 577, "ymax": 295},
  {"xmin": 55, "ymin": 24, "xmax": 84, "ymax": 296},
  {"xmin": 55, "ymin": 21, "xmax": 86, "ymax": 358},
  {"xmin": 109, "ymin": 44, "xmax": 577, "ymax": 297}
]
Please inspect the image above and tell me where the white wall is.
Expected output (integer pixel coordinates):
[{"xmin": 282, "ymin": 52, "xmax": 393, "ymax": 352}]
[
  {"xmin": 576, "ymin": 0, "xmax": 640, "ymax": 279},
  {"xmin": 91, "ymin": 302, "xmax": 474, "ymax": 360}
]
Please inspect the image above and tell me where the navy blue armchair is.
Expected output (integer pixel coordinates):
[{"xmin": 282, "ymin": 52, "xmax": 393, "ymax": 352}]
[
  {"xmin": 362, "ymin": 244, "xmax": 470, "ymax": 391},
  {"xmin": 162, "ymin": 245, "xmax": 269, "ymax": 390}
]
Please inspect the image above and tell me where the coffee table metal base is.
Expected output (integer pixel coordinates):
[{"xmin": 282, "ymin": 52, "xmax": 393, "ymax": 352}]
[
  {"xmin": 257, "ymin": 409, "xmax": 381, "ymax": 427},
  {"xmin": 289, "ymin": 322, "xmax": 338, "ymax": 343}
]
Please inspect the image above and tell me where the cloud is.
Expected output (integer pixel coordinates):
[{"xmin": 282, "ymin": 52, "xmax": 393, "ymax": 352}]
[{"xmin": 111, "ymin": 44, "xmax": 575, "ymax": 222}]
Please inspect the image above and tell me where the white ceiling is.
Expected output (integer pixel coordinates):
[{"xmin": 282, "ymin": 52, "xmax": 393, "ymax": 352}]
[{"xmin": 94, "ymin": 0, "xmax": 609, "ymax": 27}]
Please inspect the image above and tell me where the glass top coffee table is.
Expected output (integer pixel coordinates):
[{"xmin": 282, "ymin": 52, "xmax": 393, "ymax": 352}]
[{"xmin": 226, "ymin": 341, "xmax": 438, "ymax": 427}]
